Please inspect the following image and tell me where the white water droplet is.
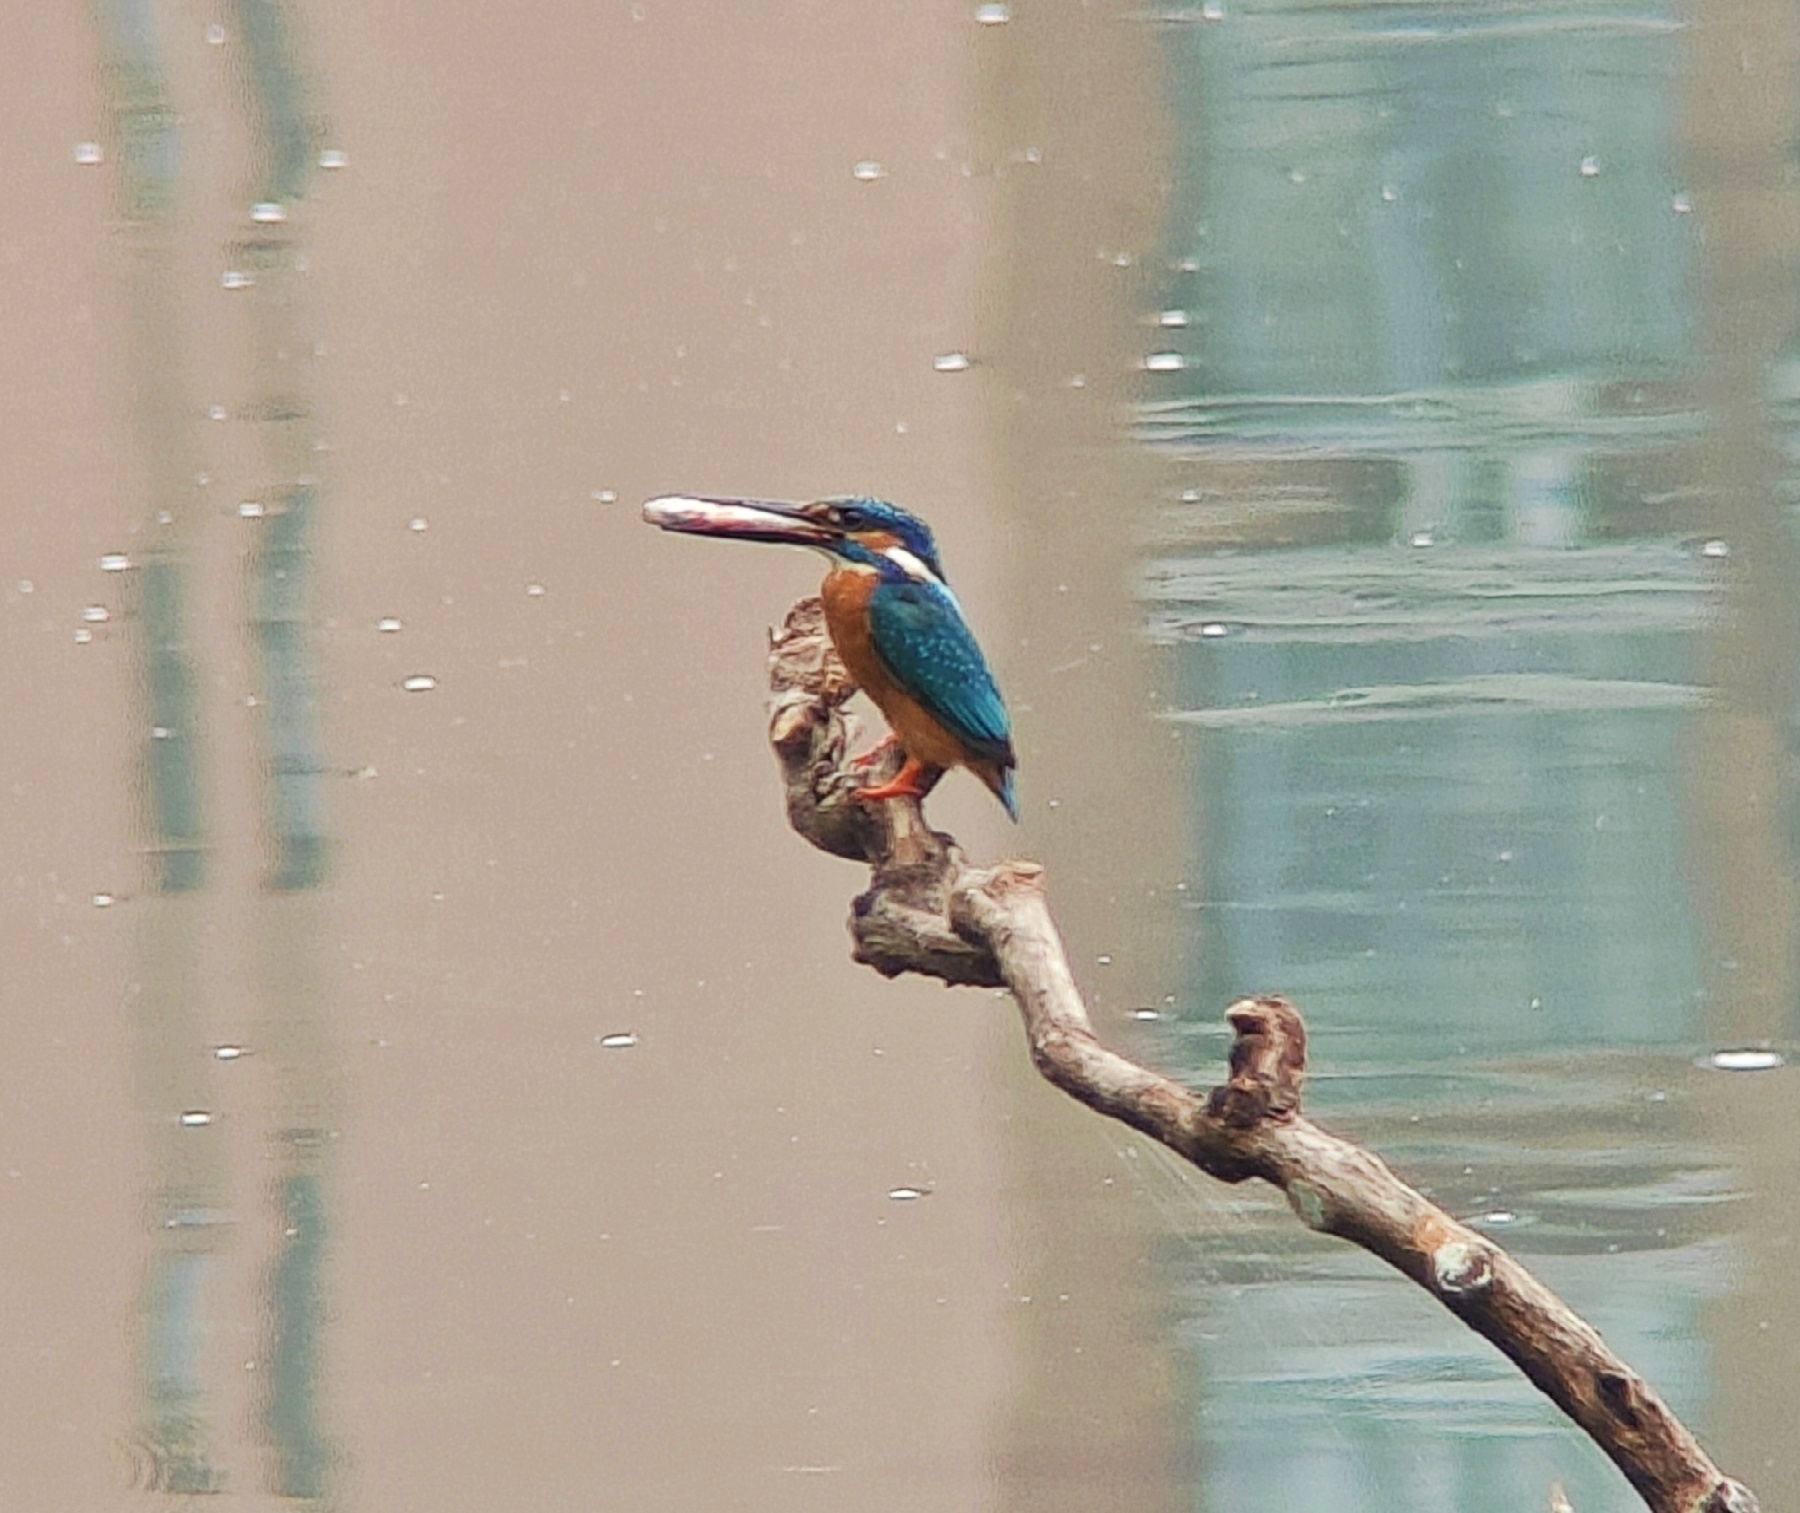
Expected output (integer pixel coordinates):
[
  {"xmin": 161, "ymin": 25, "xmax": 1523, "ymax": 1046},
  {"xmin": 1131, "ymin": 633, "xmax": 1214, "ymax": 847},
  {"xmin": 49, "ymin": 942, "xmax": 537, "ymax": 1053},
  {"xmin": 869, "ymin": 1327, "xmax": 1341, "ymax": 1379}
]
[
  {"xmin": 974, "ymin": 2, "xmax": 1011, "ymax": 22},
  {"xmin": 99, "ymin": 553, "xmax": 132, "ymax": 572},
  {"xmin": 221, "ymin": 269, "xmax": 254, "ymax": 290},
  {"xmin": 1672, "ymin": 192, "xmax": 1692, "ymax": 215},
  {"xmin": 213, "ymin": 1045, "xmax": 245, "ymax": 1061},
  {"xmin": 376, "ymin": 617, "xmax": 403, "ymax": 633},
  {"xmin": 92, "ymin": 892, "xmax": 116, "ymax": 908},
  {"xmin": 179, "ymin": 1110, "xmax": 214, "ymax": 1127},
  {"xmin": 251, "ymin": 201, "xmax": 286, "ymax": 224},
  {"xmin": 318, "ymin": 148, "xmax": 349, "ymax": 170},
  {"xmin": 1706, "ymin": 1047, "xmax": 1784, "ymax": 1072},
  {"xmin": 851, "ymin": 160, "xmax": 886, "ymax": 182},
  {"xmin": 933, "ymin": 351, "xmax": 972, "ymax": 372},
  {"xmin": 598, "ymin": 1032, "xmax": 639, "ymax": 1049},
  {"xmin": 887, "ymin": 1186, "xmax": 929, "ymax": 1200},
  {"xmin": 74, "ymin": 142, "xmax": 104, "ymax": 166},
  {"xmin": 1142, "ymin": 351, "xmax": 1186, "ymax": 372},
  {"xmin": 82, "ymin": 605, "xmax": 110, "ymax": 623},
  {"xmin": 1156, "ymin": 309, "xmax": 1190, "ymax": 328},
  {"xmin": 205, "ymin": 23, "xmax": 226, "ymax": 44},
  {"xmin": 1199, "ymin": 622, "xmax": 1229, "ymax": 639},
  {"xmin": 401, "ymin": 675, "xmax": 438, "ymax": 693},
  {"xmin": 1578, "ymin": 155, "xmax": 1600, "ymax": 178},
  {"xmin": 1701, "ymin": 538, "xmax": 1730, "ymax": 558},
  {"xmin": 237, "ymin": 500, "xmax": 266, "ymax": 518},
  {"xmin": 1410, "ymin": 530, "xmax": 1435, "ymax": 548}
]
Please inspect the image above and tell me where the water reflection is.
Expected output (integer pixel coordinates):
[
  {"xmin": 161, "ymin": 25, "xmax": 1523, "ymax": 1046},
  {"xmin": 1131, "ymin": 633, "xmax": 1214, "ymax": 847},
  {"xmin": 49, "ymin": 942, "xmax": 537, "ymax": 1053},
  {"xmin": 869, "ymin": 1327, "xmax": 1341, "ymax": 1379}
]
[
  {"xmin": 101, "ymin": 0, "xmax": 342, "ymax": 1498},
  {"xmin": 1141, "ymin": 1, "xmax": 1798, "ymax": 1508}
]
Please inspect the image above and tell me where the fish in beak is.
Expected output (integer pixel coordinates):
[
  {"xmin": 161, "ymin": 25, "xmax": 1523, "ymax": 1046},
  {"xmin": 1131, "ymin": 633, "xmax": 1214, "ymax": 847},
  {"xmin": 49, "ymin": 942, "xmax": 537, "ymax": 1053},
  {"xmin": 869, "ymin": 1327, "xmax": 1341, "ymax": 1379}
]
[{"xmin": 642, "ymin": 495, "xmax": 839, "ymax": 548}]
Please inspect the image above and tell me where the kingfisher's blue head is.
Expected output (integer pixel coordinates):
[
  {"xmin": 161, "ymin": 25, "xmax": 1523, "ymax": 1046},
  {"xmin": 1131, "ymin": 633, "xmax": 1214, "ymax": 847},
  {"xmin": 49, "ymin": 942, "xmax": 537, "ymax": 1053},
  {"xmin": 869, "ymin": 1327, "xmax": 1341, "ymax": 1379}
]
[{"xmin": 642, "ymin": 493, "xmax": 949, "ymax": 585}]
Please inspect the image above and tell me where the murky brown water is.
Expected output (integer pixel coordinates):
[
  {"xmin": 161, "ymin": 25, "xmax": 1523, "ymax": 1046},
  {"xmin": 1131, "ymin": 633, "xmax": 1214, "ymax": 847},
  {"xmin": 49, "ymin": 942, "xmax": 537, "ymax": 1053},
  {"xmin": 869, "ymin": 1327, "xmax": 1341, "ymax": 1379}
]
[{"xmin": 1, "ymin": 2, "xmax": 1193, "ymax": 1510}]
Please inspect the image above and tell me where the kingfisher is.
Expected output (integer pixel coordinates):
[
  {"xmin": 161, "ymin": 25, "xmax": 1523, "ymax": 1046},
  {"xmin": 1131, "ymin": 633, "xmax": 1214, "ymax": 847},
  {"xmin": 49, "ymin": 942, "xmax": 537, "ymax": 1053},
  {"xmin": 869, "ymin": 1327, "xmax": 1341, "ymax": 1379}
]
[{"xmin": 643, "ymin": 494, "xmax": 1018, "ymax": 820}]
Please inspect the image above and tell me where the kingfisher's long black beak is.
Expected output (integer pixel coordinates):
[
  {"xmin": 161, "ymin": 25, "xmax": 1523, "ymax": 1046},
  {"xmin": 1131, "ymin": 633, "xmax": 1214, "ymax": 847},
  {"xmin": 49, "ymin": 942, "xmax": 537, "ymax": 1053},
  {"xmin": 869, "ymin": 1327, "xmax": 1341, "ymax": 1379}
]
[{"xmin": 642, "ymin": 494, "xmax": 840, "ymax": 548}]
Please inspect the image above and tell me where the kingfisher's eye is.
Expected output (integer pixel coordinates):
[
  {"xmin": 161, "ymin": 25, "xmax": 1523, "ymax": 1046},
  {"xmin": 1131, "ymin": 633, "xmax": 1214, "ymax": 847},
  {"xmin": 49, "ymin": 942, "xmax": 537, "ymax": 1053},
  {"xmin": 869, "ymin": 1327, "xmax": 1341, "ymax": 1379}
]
[{"xmin": 835, "ymin": 506, "xmax": 867, "ymax": 530}]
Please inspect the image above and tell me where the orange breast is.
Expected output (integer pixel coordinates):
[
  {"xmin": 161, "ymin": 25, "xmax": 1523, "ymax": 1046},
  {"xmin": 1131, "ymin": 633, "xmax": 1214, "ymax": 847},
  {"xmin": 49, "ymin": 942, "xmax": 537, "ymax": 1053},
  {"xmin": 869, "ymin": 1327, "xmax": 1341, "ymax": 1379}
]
[{"xmin": 819, "ymin": 568, "xmax": 969, "ymax": 772}]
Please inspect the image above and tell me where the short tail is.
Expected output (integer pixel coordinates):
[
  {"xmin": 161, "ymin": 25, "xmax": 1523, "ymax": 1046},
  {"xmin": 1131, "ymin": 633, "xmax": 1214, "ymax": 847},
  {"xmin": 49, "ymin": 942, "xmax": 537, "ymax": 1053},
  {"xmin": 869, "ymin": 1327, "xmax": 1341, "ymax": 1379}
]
[{"xmin": 991, "ymin": 765, "xmax": 1019, "ymax": 823}]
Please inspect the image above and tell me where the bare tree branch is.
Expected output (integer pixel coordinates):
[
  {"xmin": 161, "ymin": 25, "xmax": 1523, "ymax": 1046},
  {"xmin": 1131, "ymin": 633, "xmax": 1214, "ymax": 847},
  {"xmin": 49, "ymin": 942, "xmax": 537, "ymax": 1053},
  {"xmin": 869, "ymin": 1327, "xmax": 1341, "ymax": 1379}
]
[{"xmin": 765, "ymin": 598, "xmax": 1759, "ymax": 1513}]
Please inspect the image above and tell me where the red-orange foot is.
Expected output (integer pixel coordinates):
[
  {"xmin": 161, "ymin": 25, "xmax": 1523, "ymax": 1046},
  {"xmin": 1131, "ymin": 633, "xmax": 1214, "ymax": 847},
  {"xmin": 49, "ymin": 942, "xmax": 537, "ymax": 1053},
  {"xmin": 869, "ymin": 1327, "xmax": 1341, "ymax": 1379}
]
[
  {"xmin": 855, "ymin": 753, "xmax": 932, "ymax": 804},
  {"xmin": 849, "ymin": 733, "xmax": 901, "ymax": 771}
]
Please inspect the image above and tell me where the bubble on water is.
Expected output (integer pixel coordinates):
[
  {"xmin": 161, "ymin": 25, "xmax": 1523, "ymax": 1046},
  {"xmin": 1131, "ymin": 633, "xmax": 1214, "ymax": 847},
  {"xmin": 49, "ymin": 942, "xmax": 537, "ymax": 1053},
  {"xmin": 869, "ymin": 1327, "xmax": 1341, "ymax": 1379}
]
[
  {"xmin": 205, "ymin": 22, "xmax": 226, "ymax": 43},
  {"xmin": 401, "ymin": 675, "xmax": 438, "ymax": 693},
  {"xmin": 237, "ymin": 500, "xmax": 266, "ymax": 518},
  {"xmin": 887, "ymin": 1186, "xmax": 930, "ymax": 1200},
  {"xmin": 408, "ymin": 516, "xmax": 429, "ymax": 532},
  {"xmin": 179, "ymin": 1110, "xmax": 214, "ymax": 1127},
  {"xmin": 590, "ymin": 488, "xmax": 618, "ymax": 503},
  {"xmin": 92, "ymin": 892, "xmax": 116, "ymax": 908},
  {"xmin": 1700, "ymin": 538, "xmax": 1730, "ymax": 558},
  {"xmin": 1410, "ymin": 530, "xmax": 1435, "ymax": 548},
  {"xmin": 250, "ymin": 201, "xmax": 286, "ymax": 224},
  {"xmin": 1287, "ymin": 167, "xmax": 1307, "ymax": 185},
  {"xmin": 376, "ymin": 617, "xmax": 403, "ymax": 633},
  {"xmin": 221, "ymin": 269, "xmax": 254, "ymax": 290},
  {"xmin": 1130, "ymin": 1008, "xmax": 1162, "ymax": 1021},
  {"xmin": 1578, "ymin": 155, "xmax": 1600, "ymax": 178},
  {"xmin": 598, "ymin": 1032, "xmax": 639, "ymax": 1049},
  {"xmin": 1469, "ymin": 1208, "xmax": 1520, "ymax": 1228},
  {"xmin": 1672, "ymin": 192, "xmax": 1692, "ymax": 215},
  {"xmin": 16, "ymin": 580, "xmax": 33, "ymax": 594},
  {"xmin": 1381, "ymin": 184, "xmax": 1399, "ymax": 203},
  {"xmin": 933, "ymin": 351, "xmax": 972, "ymax": 372},
  {"xmin": 1201, "ymin": 0, "xmax": 1226, "ymax": 16},
  {"xmin": 208, "ymin": 404, "xmax": 229, "ymax": 421},
  {"xmin": 74, "ymin": 142, "xmax": 104, "ymax": 165},
  {"xmin": 1156, "ymin": 309, "xmax": 1190, "ymax": 328},
  {"xmin": 974, "ymin": 2, "xmax": 1011, "ymax": 22},
  {"xmin": 851, "ymin": 160, "xmax": 887, "ymax": 182},
  {"xmin": 99, "ymin": 553, "xmax": 132, "ymax": 572},
  {"xmin": 82, "ymin": 605, "xmax": 110, "ymax": 623},
  {"xmin": 73, "ymin": 628, "xmax": 94, "ymax": 644},
  {"xmin": 526, "ymin": 582, "xmax": 546, "ymax": 597},
  {"xmin": 1705, "ymin": 1047, "xmax": 1784, "ymax": 1072},
  {"xmin": 1142, "ymin": 351, "xmax": 1186, "ymax": 372},
  {"xmin": 1199, "ymin": 622, "xmax": 1230, "ymax": 639},
  {"xmin": 319, "ymin": 148, "xmax": 349, "ymax": 170},
  {"xmin": 214, "ymin": 1045, "xmax": 245, "ymax": 1060}
]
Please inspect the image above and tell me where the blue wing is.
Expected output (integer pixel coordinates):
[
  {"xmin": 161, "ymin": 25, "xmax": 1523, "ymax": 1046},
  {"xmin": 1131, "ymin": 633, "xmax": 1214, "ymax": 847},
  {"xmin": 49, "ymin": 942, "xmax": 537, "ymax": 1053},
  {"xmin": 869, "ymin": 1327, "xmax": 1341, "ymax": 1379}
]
[{"xmin": 866, "ymin": 580, "xmax": 1014, "ymax": 766}]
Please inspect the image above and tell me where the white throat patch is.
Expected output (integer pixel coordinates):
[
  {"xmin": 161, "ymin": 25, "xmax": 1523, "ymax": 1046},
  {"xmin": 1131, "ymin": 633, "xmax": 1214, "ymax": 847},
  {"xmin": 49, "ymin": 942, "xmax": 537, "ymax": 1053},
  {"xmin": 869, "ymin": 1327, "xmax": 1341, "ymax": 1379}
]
[{"xmin": 881, "ymin": 543, "xmax": 943, "ymax": 586}]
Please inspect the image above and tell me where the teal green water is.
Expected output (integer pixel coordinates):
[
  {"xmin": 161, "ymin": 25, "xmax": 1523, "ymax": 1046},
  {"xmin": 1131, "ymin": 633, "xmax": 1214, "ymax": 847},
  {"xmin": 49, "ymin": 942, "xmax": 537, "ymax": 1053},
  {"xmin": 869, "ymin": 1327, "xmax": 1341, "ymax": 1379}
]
[{"xmin": 1141, "ymin": 4, "xmax": 1794, "ymax": 1508}]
